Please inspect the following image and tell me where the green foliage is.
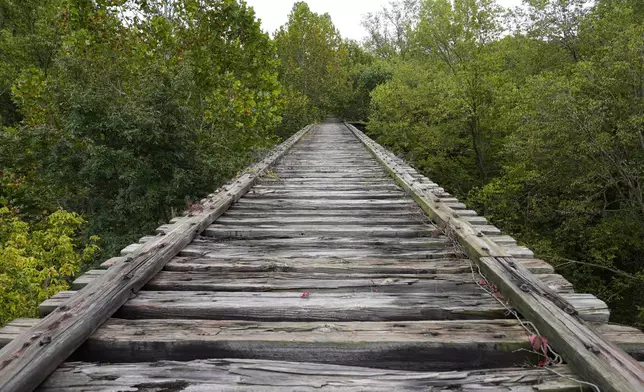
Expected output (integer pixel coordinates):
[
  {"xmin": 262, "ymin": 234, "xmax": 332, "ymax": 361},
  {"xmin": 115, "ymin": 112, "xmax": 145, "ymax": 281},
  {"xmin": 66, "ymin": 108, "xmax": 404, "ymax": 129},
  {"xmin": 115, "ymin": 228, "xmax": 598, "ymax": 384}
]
[
  {"xmin": 369, "ymin": 0, "xmax": 510, "ymax": 192},
  {"xmin": 274, "ymin": 87, "xmax": 319, "ymax": 139},
  {"xmin": 0, "ymin": 0, "xmax": 282, "ymax": 256},
  {"xmin": 273, "ymin": 2, "xmax": 385, "ymax": 124},
  {"xmin": 365, "ymin": 0, "xmax": 644, "ymax": 327},
  {"xmin": 338, "ymin": 43, "xmax": 391, "ymax": 121},
  {"xmin": 369, "ymin": 60, "xmax": 478, "ymax": 194},
  {"xmin": 362, "ymin": 0, "xmax": 419, "ymax": 59},
  {"xmin": 274, "ymin": 2, "xmax": 354, "ymax": 120},
  {"xmin": 0, "ymin": 207, "xmax": 99, "ymax": 325},
  {"xmin": 0, "ymin": 0, "xmax": 67, "ymax": 126}
]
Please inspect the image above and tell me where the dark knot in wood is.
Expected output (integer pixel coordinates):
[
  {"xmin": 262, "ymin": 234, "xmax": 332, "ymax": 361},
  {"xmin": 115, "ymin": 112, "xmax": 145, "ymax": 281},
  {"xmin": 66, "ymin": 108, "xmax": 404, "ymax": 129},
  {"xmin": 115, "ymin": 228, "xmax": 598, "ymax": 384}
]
[
  {"xmin": 588, "ymin": 345, "xmax": 601, "ymax": 354},
  {"xmin": 39, "ymin": 336, "xmax": 52, "ymax": 346}
]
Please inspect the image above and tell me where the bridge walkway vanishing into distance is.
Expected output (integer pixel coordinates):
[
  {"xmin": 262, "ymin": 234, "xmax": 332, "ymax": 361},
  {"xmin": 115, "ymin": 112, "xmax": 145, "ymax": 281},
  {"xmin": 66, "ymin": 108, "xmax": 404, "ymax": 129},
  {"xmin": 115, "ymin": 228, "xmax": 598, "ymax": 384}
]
[{"xmin": 0, "ymin": 120, "xmax": 643, "ymax": 391}]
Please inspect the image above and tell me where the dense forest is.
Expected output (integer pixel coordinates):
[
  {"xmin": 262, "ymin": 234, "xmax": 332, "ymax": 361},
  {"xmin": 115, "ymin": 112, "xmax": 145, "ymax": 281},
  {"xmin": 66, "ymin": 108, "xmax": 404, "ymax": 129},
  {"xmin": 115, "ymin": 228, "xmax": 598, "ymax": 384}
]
[{"xmin": 0, "ymin": 0, "xmax": 642, "ymax": 328}]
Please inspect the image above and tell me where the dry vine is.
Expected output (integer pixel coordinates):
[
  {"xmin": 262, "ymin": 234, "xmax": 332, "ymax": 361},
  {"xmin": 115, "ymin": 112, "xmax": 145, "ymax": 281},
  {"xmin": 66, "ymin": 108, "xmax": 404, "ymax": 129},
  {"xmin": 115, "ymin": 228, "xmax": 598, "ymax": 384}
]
[{"xmin": 438, "ymin": 221, "xmax": 603, "ymax": 391}]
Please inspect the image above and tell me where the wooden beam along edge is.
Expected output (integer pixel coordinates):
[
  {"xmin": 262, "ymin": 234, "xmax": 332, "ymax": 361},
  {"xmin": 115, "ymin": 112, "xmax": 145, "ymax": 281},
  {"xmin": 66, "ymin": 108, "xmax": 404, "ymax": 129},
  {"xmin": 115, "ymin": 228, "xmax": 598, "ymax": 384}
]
[
  {"xmin": 343, "ymin": 122, "xmax": 644, "ymax": 392},
  {"xmin": 40, "ymin": 358, "xmax": 643, "ymax": 391},
  {"xmin": 0, "ymin": 124, "xmax": 316, "ymax": 392}
]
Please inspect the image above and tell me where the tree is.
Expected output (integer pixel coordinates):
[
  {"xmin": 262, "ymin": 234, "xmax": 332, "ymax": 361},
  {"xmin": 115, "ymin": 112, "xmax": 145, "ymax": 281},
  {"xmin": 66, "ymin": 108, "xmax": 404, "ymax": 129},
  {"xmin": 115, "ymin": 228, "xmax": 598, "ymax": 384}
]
[
  {"xmin": 469, "ymin": 0, "xmax": 644, "ymax": 326},
  {"xmin": 336, "ymin": 41, "xmax": 390, "ymax": 121},
  {"xmin": 1, "ymin": 0, "xmax": 282, "ymax": 256},
  {"xmin": 274, "ymin": 2, "xmax": 352, "ymax": 117},
  {"xmin": 520, "ymin": 0, "xmax": 590, "ymax": 62},
  {"xmin": 0, "ymin": 0, "xmax": 68, "ymax": 126},
  {"xmin": 362, "ymin": 0, "xmax": 420, "ymax": 59},
  {"xmin": 368, "ymin": 0, "xmax": 506, "ymax": 190}
]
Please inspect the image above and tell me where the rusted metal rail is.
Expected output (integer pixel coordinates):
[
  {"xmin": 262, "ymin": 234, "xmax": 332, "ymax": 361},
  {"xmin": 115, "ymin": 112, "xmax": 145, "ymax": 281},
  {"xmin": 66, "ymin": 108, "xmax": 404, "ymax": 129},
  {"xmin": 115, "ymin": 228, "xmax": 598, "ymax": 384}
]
[{"xmin": 0, "ymin": 120, "xmax": 642, "ymax": 391}]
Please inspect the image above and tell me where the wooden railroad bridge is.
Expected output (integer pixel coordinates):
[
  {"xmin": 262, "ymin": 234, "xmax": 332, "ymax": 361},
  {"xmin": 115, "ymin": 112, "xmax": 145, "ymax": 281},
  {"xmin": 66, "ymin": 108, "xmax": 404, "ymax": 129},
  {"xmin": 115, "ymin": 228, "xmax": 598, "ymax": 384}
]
[{"xmin": 0, "ymin": 120, "xmax": 643, "ymax": 391}]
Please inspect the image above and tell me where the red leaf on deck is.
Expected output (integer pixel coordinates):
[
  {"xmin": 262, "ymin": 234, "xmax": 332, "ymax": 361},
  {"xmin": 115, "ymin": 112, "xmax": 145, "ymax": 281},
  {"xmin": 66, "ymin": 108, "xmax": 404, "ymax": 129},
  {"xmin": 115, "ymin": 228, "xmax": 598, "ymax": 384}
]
[
  {"xmin": 529, "ymin": 334, "xmax": 550, "ymax": 367},
  {"xmin": 301, "ymin": 292, "xmax": 310, "ymax": 299},
  {"xmin": 529, "ymin": 334, "xmax": 543, "ymax": 351}
]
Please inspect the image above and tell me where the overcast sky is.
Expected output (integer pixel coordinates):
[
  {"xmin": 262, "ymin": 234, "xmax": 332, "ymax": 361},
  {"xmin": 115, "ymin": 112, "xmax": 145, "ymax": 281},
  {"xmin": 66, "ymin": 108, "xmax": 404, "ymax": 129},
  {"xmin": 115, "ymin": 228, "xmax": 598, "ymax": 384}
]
[{"xmin": 245, "ymin": 0, "xmax": 524, "ymax": 41}]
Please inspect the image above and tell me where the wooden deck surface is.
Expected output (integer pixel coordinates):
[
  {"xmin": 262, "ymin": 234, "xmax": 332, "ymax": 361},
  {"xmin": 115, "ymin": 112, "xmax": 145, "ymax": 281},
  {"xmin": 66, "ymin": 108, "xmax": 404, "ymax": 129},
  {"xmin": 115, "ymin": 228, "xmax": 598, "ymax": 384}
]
[{"xmin": 1, "ymin": 122, "xmax": 643, "ymax": 391}]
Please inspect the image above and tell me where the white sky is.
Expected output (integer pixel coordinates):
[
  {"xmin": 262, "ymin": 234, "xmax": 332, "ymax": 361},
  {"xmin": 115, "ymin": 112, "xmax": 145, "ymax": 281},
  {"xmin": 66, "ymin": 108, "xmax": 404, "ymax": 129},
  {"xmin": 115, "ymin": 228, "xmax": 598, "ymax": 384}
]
[{"xmin": 245, "ymin": 0, "xmax": 524, "ymax": 41}]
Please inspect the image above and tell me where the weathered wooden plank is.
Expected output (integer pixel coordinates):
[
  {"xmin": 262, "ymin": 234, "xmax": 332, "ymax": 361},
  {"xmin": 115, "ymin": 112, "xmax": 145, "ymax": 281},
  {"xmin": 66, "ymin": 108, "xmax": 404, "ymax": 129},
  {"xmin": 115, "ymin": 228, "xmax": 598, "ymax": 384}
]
[
  {"xmin": 503, "ymin": 245, "xmax": 535, "ymax": 258},
  {"xmin": 285, "ymin": 150, "xmax": 372, "ymax": 154},
  {"xmin": 4, "ymin": 319, "xmax": 641, "ymax": 361},
  {"xmin": 163, "ymin": 256, "xmax": 556, "ymax": 274},
  {"xmin": 179, "ymin": 245, "xmax": 460, "ymax": 260},
  {"xmin": 165, "ymin": 257, "xmax": 477, "ymax": 273},
  {"xmin": 280, "ymin": 156, "xmax": 377, "ymax": 161},
  {"xmin": 203, "ymin": 225, "xmax": 436, "ymax": 239},
  {"xmin": 261, "ymin": 174, "xmax": 390, "ymax": 180},
  {"xmin": 0, "ymin": 125, "xmax": 315, "ymax": 392},
  {"xmin": 487, "ymin": 234, "xmax": 518, "ymax": 245},
  {"xmin": 70, "ymin": 270, "xmax": 574, "ymax": 294},
  {"xmin": 283, "ymin": 154, "xmax": 374, "ymax": 159},
  {"xmin": 58, "ymin": 319, "xmax": 538, "ymax": 368},
  {"xmin": 461, "ymin": 216, "xmax": 488, "ymax": 225},
  {"xmin": 253, "ymin": 183, "xmax": 401, "ymax": 191},
  {"xmin": 271, "ymin": 164, "xmax": 386, "ymax": 170},
  {"xmin": 514, "ymin": 258, "xmax": 557, "ymax": 274},
  {"xmin": 451, "ymin": 209, "xmax": 478, "ymax": 216},
  {"xmin": 245, "ymin": 190, "xmax": 404, "ymax": 199},
  {"xmin": 194, "ymin": 236, "xmax": 450, "ymax": 249},
  {"xmin": 265, "ymin": 173, "xmax": 393, "ymax": 179},
  {"xmin": 35, "ymin": 359, "xmax": 621, "ymax": 392},
  {"xmin": 70, "ymin": 270, "xmax": 105, "ymax": 290},
  {"xmin": 345, "ymin": 122, "xmax": 644, "ymax": 391},
  {"xmin": 471, "ymin": 225, "xmax": 502, "ymax": 235},
  {"xmin": 203, "ymin": 235, "xmax": 441, "ymax": 248},
  {"xmin": 283, "ymin": 154, "xmax": 373, "ymax": 158},
  {"xmin": 66, "ymin": 319, "xmax": 543, "ymax": 368},
  {"xmin": 138, "ymin": 235, "xmax": 157, "ymax": 244},
  {"xmin": 0, "ymin": 320, "xmax": 38, "ymax": 350},
  {"xmin": 223, "ymin": 209, "xmax": 424, "ymax": 218},
  {"xmin": 214, "ymin": 216, "xmax": 426, "ymax": 226},
  {"xmin": 39, "ymin": 291, "xmax": 609, "ymax": 322},
  {"xmin": 274, "ymin": 169, "xmax": 386, "ymax": 175},
  {"xmin": 259, "ymin": 178, "xmax": 396, "ymax": 185},
  {"xmin": 119, "ymin": 243, "xmax": 141, "ymax": 255},
  {"xmin": 232, "ymin": 199, "xmax": 417, "ymax": 210},
  {"xmin": 443, "ymin": 202, "xmax": 467, "ymax": 210},
  {"xmin": 98, "ymin": 256, "xmax": 128, "ymax": 269}
]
